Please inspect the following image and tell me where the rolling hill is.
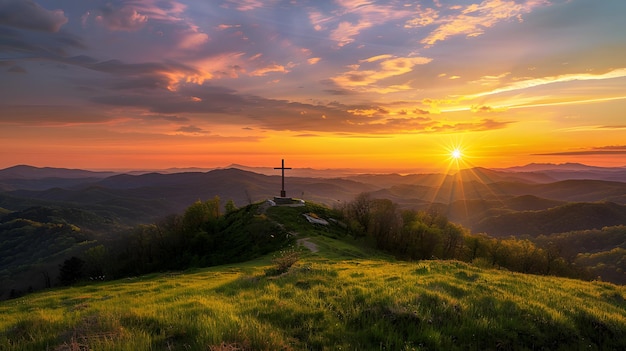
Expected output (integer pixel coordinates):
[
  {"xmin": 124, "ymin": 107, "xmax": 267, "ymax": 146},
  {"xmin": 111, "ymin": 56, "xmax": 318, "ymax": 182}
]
[
  {"xmin": 472, "ymin": 201, "xmax": 626, "ymax": 237},
  {"xmin": 1, "ymin": 206, "xmax": 625, "ymax": 350}
]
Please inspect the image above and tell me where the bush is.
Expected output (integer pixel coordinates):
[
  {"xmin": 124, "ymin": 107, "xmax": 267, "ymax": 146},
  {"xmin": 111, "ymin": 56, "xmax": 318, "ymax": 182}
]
[{"xmin": 267, "ymin": 248, "xmax": 300, "ymax": 276}]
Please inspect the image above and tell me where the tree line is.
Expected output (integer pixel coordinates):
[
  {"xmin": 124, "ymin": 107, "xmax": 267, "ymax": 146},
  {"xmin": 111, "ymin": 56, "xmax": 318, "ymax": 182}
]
[
  {"xmin": 58, "ymin": 197, "xmax": 292, "ymax": 286},
  {"xmin": 339, "ymin": 192, "xmax": 586, "ymax": 279}
]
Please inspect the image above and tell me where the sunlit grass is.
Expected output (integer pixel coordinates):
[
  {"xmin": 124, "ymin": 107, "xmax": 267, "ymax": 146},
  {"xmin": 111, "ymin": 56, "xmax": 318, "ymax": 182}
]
[{"xmin": 2, "ymin": 250, "xmax": 625, "ymax": 350}]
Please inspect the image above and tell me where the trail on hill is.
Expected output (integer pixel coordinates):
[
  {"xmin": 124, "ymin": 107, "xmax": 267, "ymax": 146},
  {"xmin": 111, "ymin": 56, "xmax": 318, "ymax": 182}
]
[
  {"xmin": 297, "ymin": 237, "xmax": 319, "ymax": 253},
  {"xmin": 258, "ymin": 200, "xmax": 320, "ymax": 253}
]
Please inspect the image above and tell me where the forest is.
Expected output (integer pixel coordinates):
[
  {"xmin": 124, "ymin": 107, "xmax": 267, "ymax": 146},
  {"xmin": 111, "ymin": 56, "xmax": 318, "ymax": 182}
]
[{"xmin": 2, "ymin": 185, "xmax": 626, "ymax": 300}]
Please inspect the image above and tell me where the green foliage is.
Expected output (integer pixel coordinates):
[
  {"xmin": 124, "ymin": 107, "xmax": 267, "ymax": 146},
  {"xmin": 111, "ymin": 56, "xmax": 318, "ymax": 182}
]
[
  {"xmin": 1, "ymin": 259, "xmax": 625, "ymax": 350},
  {"xmin": 110, "ymin": 201, "xmax": 294, "ymax": 276},
  {"xmin": 576, "ymin": 247, "xmax": 626, "ymax": 283},
  {"xmin": 339, "ymin": 193, "xmax": 584, "ymax": 280},
  {"xmin": 474, "ymin": 201, "xmax": 626, "ymax": 237},
  {"xmin": 265, "ymin": 202, "xmax": 346, "ymax": 238},
  {"xmin": 0, "ymin": 207, "xmax": 110, "ymax": 299},
  {"xmin": 533, "ymin": 225, "xmax": 626, "ymax": 284},
  {"xmin": 224, "ymin": 199, "xmax": 238, "ymax": 215}
]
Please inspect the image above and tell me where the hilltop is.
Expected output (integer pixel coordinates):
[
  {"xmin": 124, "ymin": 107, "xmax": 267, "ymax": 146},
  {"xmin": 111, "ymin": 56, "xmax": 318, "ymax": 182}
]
[
  {"xmin": 1, "ymin": 203, "xmax": 625, "ymax": 350},
  {"xmin": 2, "ymin": 162, "xmax": 626, "ymax": 300}
]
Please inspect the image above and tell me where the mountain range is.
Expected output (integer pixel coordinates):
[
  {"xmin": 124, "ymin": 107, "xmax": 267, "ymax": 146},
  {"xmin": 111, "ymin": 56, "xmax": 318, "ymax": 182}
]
[{"xmin": 2, "ymin": 163, "xmax": 626, "ymax": 231}]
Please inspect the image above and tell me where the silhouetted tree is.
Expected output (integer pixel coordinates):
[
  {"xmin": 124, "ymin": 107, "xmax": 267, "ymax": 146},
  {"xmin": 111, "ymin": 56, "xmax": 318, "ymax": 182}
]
[
  {"xmin": 225, "ymin": 199, "xmax": 238, "ymax": 214},
  {"xmin": 58, "ymin": 256, "xmax": 85, "ymax": 286}
]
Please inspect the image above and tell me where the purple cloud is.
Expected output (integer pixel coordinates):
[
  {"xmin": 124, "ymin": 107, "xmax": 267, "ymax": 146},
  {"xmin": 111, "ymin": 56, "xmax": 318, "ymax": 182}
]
[{"xmin": 0, "ymin": 0, "xmax": 68, "ymax": 32}]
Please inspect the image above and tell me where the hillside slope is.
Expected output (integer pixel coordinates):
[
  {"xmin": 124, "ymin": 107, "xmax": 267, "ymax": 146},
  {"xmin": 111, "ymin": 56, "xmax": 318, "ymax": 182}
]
[
  {"xmin": 473, "ymin": 202, "xmax": 626, "ymax": 237},
  {"xmin": 1, "ymin": 224, "xmax": 625, "ymax": 350}
]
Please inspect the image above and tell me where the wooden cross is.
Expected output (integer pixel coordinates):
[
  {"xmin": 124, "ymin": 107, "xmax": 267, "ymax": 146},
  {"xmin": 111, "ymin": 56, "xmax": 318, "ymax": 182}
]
[{"xmin": 274, "ymin": 159, "xmax": 292, "ymax": 197}]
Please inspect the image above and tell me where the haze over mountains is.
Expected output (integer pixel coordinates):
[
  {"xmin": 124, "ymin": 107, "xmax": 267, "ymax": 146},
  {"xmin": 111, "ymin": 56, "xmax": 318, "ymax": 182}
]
[{"xmin": 2, "ymin": 163, "xmax": 626, "ymax": 232}]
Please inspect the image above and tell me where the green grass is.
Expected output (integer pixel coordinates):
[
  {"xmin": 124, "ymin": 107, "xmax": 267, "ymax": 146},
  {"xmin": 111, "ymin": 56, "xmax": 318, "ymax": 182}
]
[{"xmin": 1, "ymin": 206, "xmax": 626, "ymax": 350}]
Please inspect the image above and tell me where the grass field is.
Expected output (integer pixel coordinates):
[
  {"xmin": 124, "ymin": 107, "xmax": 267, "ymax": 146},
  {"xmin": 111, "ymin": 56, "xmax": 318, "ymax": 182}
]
[{"xmin": 1, "ymin": 205, "xmax": 626, "ymax": 350}]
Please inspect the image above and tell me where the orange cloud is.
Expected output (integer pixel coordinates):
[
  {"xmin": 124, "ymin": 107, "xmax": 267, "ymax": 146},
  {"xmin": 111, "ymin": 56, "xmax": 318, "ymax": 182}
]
[
  {"xmin": 469, "ymin": 68, "xmax": 626, "ymax": 98},
  {"xmin": 332, "ymin": 55, "xmax": 432, "ymax": 92},
  {"xmin": 404, "ymin": 5, "xmax": 439, "ymax": 28},
  {"xmin": 329, "ymin": 0, "xmax": 413, "ymax": 46},
  {"xmin": 177, "ymin": 25, "xmax": 210, "ymax": 49},
  {"xmin": 421, "ymin": 0, "xmax": 549, "ymax": 47},
  {"xmin": 471, "ymin": 105, "xmax": 507, "ymax": 113},
  {"xmin": 250, "ymin": 64, "xmax": 289, "ymax": 77}
]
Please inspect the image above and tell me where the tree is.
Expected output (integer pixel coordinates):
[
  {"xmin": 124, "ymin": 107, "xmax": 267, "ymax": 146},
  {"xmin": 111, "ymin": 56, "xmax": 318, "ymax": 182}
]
[
  {"xmin": 344, "ymin": 192, "xmax": 372, "ymax": 236},
  {"xmin": 225, "ymin": 199, "xmax": 238, "ymax": 215},
  {"xmin": 58, "ymin": 256, "xmax": 85, "ymax": 286},
  {"xmin": 84, "ymin": 245, "xmax": 108, "ymax": 278},
  {"xmin": 368, "ymin": 198, "xmax": 401, "ymax": 249},
  {"xmin": 441, "ymin": 222, "xmax": 465, "ymax": 259}
]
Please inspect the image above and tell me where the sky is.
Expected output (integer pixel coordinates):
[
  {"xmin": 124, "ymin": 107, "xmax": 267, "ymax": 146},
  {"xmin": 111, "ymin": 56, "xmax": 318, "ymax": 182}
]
[{"xmin": 1, "ymin": 0, "xmax": 625, "ymax": 171}]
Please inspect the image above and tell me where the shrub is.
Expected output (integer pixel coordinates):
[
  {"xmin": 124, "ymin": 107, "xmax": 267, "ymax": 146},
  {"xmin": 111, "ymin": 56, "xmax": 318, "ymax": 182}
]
[{"xmin": 267, "ymin": 248, "xmax": 300, "ymax": 275}]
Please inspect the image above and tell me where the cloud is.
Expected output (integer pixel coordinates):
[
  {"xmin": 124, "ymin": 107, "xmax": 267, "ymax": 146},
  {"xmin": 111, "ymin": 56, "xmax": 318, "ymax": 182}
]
[
  {"xmin": 7, "ymin": 65, "xmax": 25, "ymax": 73},
  {"xmin": 0, "ymin": 0, "xmax": 68, "ymax": 32},
  {"xmin": 330, "ymin": 21, "xmax": 373, "ymax": 47},
  {"xmin": 404, "ymin": 6, "xmax": 439, "ymax": 28},
  {"xmin": 223, "ymin": 0, "xmax": 267, "ymax": 11},
  {"xmin": 332, "ymin": 55, "xmax": 432, "ymax": 93},
  {"xmin": 328, "ymin": 0, "xmax": 413, "ymax": 46},
  {"xmin": 534, "ymin": 146, "xmax": 626, "ymax": 156},
  {"xmin": 250, "ymin": 63, "xmax": 289, "ymax": 77},
  {"xmin": 176, "ymin": 125, "xmax": 208, "ymax": 134},
  {"xmin": 0, "ymin": 105, "xmax": 114, "ymax": 125},
  {"xmin": 90, "ymin": 0, "xmax": 188, "ymax": 31},
  {"xmin": 471, "ymin": 105, "xmax": 507, "ymax": 113},
  {"xmin": 85, "ymin": 75, "xmax": 502, "ymax": 136},
  {"xmin": 177, "ymin": 27, "xmax": 210, "ymax": 50},
  {"xmin": 74, "ymin": 56, "xmax": 247, "ymax": 91},
  {"xmin": 421, "ymin": 0, "xmax": 549, "ymax": 47},
  {"xmin": 594, "ymin": 145, "xmax": 626, "ymax": 150},
  {"xmin": 148, "ymin": 115, "xmax": 189, "ymax": 123},
  {"xmin": 470, "ymin": 68, "xmax": 626, "ymax": 98},
  {"xmin": 0, "ymin": 20, "xmax": 85, "ymax": 58},
  {"xmin": 95, "ymin": 3, "xmax": 148, "ymax": 32},
  {"xmin": 597, "ymin": 126, "xmax": 626, "ymax": 130},
  {"xmin": 429, "ymin": 118, "xmax": 513, "ymax": 133},
  {"xmin": 89, "ymin": 0, "xmax": 209, "ymax": 50}
]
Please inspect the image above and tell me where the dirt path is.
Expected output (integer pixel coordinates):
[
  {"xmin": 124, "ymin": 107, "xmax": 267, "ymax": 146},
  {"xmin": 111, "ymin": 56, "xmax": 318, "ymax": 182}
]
[{"xmin": 297, "ymin": 237, "xmax": 319, "ymax": 253}]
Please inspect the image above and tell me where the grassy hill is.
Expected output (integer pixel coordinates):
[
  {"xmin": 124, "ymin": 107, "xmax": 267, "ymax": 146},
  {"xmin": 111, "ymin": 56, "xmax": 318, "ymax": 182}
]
[{"xmin": 1, "ymin": 205, "xmax": 625, "ymax": 350}]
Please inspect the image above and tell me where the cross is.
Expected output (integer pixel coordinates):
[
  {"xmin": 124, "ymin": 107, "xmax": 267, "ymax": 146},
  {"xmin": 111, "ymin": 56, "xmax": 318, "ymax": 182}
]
[{"xmin": 274, "ymin": 159, "xmax": 292, "ymax": 198}]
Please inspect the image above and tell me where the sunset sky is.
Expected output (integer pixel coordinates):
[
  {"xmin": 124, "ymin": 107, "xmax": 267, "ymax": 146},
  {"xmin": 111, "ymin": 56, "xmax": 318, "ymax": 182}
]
[{"xmin": 1, "ymin": 0, "xmax": 625, "ymax": 171}]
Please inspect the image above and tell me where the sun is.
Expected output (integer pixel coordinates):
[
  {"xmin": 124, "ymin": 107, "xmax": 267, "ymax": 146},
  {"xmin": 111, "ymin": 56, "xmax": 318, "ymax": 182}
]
[{"xmin": 451, "ymin": 148, "xmax": 462, "ymax": 160}]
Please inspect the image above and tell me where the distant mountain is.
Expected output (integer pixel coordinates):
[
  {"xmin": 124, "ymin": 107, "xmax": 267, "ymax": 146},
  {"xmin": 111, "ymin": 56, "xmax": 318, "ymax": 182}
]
[
  {"xmin": 472, "ymin": 202, "xmax": 626, "ymax": 237},
  {"xmin": 0, "ymin": 165, "xmax": 119, "ymax": 191},
  {"xmin": 500, "ymin": 162, "xmax": 612, "ymax": 172},
  {"xmin": 443, "ymin": 195, "xmax": 566, "ymax": 227},
  {"xmin": 4, "ymin": 168, "xmax": 376, "ymax": 223},
  {"xmin": 221, "ymin": 164, "xmax": 361, "ymax": 178},
  {"xmin": 345, "ymin": 167, "xmax": 554, "ymax": 190},
  {"xmin": 0, "ymin": 165, "xmax": 116, "ymax": 179},
  {"xmin": 498, "ymin": 163, "xmax": 626, "ymax": 182},
  {"xmin": 455, "ymin": 167, "xmax": 556, "ymax": 184}
]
